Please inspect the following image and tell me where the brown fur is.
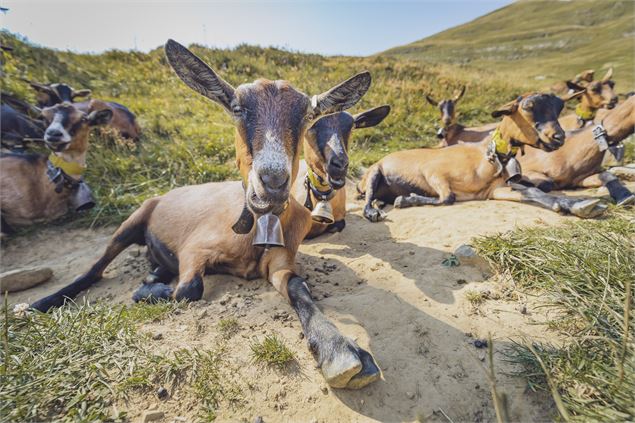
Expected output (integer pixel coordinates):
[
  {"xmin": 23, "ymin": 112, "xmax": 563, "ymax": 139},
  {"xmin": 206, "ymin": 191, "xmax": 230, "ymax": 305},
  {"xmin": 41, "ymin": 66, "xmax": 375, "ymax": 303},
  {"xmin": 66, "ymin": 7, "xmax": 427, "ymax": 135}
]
[{"xmin": 559, "ymin": 68, "xmax": 618, "ymax": 130}]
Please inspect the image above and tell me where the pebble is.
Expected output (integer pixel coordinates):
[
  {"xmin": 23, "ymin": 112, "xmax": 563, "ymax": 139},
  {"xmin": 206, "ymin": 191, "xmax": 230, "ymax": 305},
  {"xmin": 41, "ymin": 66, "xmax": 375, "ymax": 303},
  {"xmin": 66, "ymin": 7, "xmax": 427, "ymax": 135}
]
[
  {"xmin": 152, "ymin": 333, "xmax": 163, "ymax": 341},
  {"xmin": 253, "ymin": 417, "xmax": 264, "ymax": 423},
  {"xmin": 473, "ymin": 339, "xmax": 488, "ymax": 349},
  {"xmin": 320, "ymin": 384, "xmax": 328, "ymax": 394},
  {"xmin": 156, "ymin": 387, "xmax": 169, "ymax": 400},
  {"xmin": 406, "ymin": 391, "xmax": 415, "ymax": 400},
  {"xmin": 141, "ymin": 410, "xmax": 164, "ymax": 423}
]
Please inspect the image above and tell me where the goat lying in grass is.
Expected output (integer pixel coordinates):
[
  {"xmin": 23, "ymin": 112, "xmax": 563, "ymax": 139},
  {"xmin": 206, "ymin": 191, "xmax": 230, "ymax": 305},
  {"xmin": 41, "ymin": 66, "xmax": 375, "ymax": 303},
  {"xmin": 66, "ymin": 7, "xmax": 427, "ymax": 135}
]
[
  {"xmin": 425, "ymin": 86, "xmax": 497, "ymax": 147},
  {"xmin": 519, "ymin": 95, "xmax": 635, "ymax": 206},
  {"xmin": 358, "ymin": 92, "xmax": 607, "ymax": 222},
  {"xmin": 293, "ymin": 105, "xmax": 391, "ymax": 238},
  {"xmin": 1, "ymin": 101, "xmax": 112, "ymax": 235},
  {"xmin": 30, "ymin": 40, "xmax": 382, "ymax": 390},
  {"xmin": 30, "ymin": 81, "xmax": 141, "ymax": 140}
]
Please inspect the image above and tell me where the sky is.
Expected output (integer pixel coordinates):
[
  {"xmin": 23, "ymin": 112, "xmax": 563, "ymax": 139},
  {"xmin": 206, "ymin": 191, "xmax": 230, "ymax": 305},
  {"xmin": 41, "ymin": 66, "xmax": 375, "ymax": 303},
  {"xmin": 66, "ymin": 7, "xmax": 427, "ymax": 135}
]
[{"xmin": 0, "ymin": 0, "xmax": 512, "ymax": 56}]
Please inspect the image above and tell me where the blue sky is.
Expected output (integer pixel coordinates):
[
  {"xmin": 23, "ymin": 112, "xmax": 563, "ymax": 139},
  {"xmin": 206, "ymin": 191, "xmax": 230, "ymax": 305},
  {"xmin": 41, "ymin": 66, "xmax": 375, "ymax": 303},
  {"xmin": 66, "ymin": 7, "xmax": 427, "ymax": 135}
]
[{"xmin": 1, "ymin": 0, "xmax": 512, "ymax": 56}]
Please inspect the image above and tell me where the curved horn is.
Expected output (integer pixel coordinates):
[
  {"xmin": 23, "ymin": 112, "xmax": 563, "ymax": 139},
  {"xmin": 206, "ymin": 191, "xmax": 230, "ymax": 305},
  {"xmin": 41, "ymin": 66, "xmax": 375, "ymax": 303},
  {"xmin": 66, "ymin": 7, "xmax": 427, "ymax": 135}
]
[
  {"xmin": 29, "ymin": 81, "xmax": 54, "ymax": 94},
  {"xmin": 71, "ymin": 89, "xmax": 92, "ymax": 99},
  {"xmin": 425, "ymin": 94, "xmax": 439, "ymax": 107},
  {"xmin": 601, "ymin": 67, "xmax": 613, "ymax": 83},
  {"xmin": 453, "ymin": 86, "xmax": 466, "ymax": 102}
]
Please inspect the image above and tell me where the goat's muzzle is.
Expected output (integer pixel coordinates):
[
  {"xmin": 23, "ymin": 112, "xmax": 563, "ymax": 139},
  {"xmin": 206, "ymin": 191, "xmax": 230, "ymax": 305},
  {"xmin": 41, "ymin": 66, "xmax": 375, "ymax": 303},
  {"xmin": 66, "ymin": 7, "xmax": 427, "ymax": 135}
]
[{"xmin": 536, "ymin": 123, "xmax": 565, "ymax": 151}]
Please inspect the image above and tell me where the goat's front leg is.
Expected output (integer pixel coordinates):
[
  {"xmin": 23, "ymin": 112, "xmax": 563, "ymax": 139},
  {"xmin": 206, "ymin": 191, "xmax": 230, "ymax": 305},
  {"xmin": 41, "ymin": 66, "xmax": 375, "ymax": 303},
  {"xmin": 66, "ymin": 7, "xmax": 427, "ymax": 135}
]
[
  {"xmin": 267, "ymin": 250, "xmax": 381, "ymax": 389},
  {"xmin": 578, "ymin": 172, "xmax": 635, "ymax": 206},
  {"xmin": 362, "ymin": 166, "xmax": 386, "ymax": 222},
  {"xmin": 491, "ymin": 185, "xmax": 607, "ymax": 218}
]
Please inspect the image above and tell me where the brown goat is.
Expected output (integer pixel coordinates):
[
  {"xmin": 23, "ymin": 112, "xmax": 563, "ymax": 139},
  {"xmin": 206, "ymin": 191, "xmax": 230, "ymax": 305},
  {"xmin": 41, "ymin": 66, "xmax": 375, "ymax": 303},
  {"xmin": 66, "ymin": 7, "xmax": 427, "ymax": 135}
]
[
  {"xmin": 558, "ymin": 68, "xmax": 618, "ymax": 130},
  {"xmin": 358, "ymin": 93, "xmax": 607, "ymax": 222},
  {"xmin": 425, "ymin": 86, "xmax": 497, "ymax": 147},
  {"xmin": 0, "ymin": 101, "xmax": 112, "ymax": 233},
  {"xmin": 519, "ymin": 95, "xmax": 635, "ymax": 206},
  {"xmin": 30, "ymin": 81, "xmax": 141, "ymax": 140},
  {"xmin": 30, "ymin": 40, "xmax": 381, "ymax": 390},
  {"xmin": 292, "ymin": 106, "xmax": 391, "ymax": 238}
]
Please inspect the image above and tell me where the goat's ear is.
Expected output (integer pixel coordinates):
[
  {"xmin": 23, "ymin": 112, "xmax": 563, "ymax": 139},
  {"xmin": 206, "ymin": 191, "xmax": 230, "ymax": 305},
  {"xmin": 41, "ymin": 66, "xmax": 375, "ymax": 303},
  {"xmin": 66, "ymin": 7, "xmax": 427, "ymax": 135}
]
[
  {"xmin": 574, "ymin": 69, "xmax": 594, "ymax": 83},
  {"xmin": 566, "ymin": 80, "xmax": 585, "ymax": 92},
  {"xmin": 165, "ymin": 39, "xmax": 236, "ymax": 113},
  {"xmin": 453, "ymin": 86, "xmax": 466, "ymax": 102},
  {"xmin": 311, "ymin": 71, "xmax": 371, "ymax": 116},
  {"xmin": 72, "ymin": 89, "xmax": 91, "ymax": 100},
  {"xmin": 29, "ymin": 82, "xmax": 54, "ymax": 94},
  {"xmin": 353, "ymin": 105, "xmax": 391, "ymax": 129},
  {"xmin": 601, "ymin": 67, "xmax": 613, "ymax": 83},
  {"xmin": 87, "ymin": 109, "xmax": 113, "ymax": 126},
  {"xmin": 491, "ymin": 98, "xmax": 519, "ymax": 118},
  {"xmin": 561, "ymin": 89, "xmax": 585, "ymax": 102},
  {"xmin": 425, "ymin": 94, "xmax": 438, "ymax": 106}
]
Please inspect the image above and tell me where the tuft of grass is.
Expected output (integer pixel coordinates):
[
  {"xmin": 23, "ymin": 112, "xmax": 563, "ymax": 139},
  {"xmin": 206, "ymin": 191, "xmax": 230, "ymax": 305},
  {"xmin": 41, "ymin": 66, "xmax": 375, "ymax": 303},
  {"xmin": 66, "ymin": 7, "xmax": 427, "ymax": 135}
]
[
  {"xmin": 217, "ymin": 318, "xmax": 240, "ymax": 339},
  {"xmin": 474, "ymin": 216, "xmax": 635, "ymax": 421},
  {"xmin": 250, "ymin": 333, "xmax": 295, "ymax": 369},
  {"xmin": 0, "ymin": 300, "xmax": 238, "ymax": 422},
  {"xmin": 465, "ymin": 289, "xmax": 488, "ymax": 306}
]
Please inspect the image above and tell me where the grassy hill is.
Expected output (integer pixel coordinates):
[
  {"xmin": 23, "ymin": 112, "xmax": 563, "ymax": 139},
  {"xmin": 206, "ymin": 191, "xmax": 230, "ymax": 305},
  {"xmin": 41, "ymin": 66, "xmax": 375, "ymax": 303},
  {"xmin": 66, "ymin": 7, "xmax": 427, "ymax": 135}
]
[{"xmin": 382, "ymin": 0, "xmax": 635, "ymax": 90}]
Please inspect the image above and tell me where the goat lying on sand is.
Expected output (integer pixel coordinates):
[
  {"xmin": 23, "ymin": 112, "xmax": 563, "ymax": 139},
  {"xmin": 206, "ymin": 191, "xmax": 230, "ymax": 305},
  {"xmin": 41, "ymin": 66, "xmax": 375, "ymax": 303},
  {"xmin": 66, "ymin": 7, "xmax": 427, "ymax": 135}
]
[
  {"xmin": 358, "ymin": 92, "xmax": 607, "ymax": 222},
  {"xmin": 519, "ymin": 94, "xmax": 635, "ymax": 206},
  {"xmin": 1, "ymin": 101, "xmax": 112, "ymax": 234},
  {"xmin": 425, "ymin": 86, "xmax": 497, "ymax": 147},
  {"xmin": 293, "ymin": 105, "xmax": 391, "ymax": 238},
  {"xmin": 30, "ymin": 40, "xmax": 382, "ymax": 390},
  {"xmin": 558, "ymin": 68, "xmax": 617, "ymax": 131},
  {"xmin": 30, "ymin": 81, "xmax": 141, "ymax": 140}
]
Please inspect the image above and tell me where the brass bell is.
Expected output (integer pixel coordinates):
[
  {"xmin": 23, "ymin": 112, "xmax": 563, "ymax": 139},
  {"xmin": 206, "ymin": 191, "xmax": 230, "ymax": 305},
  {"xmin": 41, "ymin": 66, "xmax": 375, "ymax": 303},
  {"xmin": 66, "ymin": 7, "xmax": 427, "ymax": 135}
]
[
  {"xmin": 253, "ymin": 213, "xmax": 285, "ymax": 248},
  {"xmin": 311, "ymin": 199, "xmax": 334, "ymax": 224}
]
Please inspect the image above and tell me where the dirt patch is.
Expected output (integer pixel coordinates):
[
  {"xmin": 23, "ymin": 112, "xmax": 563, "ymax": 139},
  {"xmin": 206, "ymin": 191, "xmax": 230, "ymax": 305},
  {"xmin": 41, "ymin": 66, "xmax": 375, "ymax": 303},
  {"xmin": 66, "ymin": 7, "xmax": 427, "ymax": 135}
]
[{"xmin": 3, "ymin": 182, "xmax": 631, "ymax": 422}]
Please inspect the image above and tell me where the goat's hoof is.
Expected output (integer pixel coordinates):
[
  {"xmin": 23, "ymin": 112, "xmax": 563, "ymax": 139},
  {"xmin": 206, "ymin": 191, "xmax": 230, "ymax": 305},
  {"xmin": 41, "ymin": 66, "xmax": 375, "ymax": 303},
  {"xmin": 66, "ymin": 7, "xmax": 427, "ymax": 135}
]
[
  {"xmin": 551, "ymin": 202, "xmax": 561, "ymax": 213},
  {"xmin": 364, "ymin": 208, "xmax": 386, "ymax": 222},
  {"xmin": 616, "ymin": 194, "xmax": 635, "ymax": 206},
  {"xmin": 174, "ymin": 276, "xmax": 204, "ymax": 302},
  {"xmin": 321, "ymin": 345, "xmax": 363, "ymax": 388},
  {"xmin": 570, "ymin": 199, "xmax": 603, "ymax": 218},
  {"xmin": 345, "ymin": 348, "xmax": 381, "ymax": 389},
  {"xmin": 394, "ymin": 196, "xmax": 405, "ymax": 208},
  {"xmin": 132, "ymin": 283, "xmax": 173, "ymax": 303}
]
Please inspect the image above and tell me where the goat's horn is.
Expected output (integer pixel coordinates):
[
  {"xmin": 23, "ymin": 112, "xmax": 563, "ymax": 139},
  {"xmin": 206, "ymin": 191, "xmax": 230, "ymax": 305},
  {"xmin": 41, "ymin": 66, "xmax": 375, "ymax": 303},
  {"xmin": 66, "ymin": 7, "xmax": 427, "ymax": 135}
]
[
  {"xmin": 29, "ymin": 81, "xmax": 54, "ymax": 93},
  {"xmin": 601, "ymin": 67, "xmax": 613, "ymax": 82},
  {"xmin": 232, "ymin": 202, "xmax": 255, "ymax": 234},
  {"xmin": 453, "ymin": 86, "xmax": 466, "ymax": 102}
]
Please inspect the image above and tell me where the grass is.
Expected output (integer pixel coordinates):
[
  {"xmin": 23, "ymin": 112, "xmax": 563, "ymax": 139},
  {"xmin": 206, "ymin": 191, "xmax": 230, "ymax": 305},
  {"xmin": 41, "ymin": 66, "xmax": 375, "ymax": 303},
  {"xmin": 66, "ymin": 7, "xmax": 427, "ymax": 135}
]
[
  {"xmin": 474, "ymin": 215, "xmax": 635, "ymax": 421},
  {"xmin": 250, "ymin": 333, "xmax": 296, "ymax": 369},
  {"xmin": 465, "ymin": 289, "xmax": 488, "ymax": 306},
  {"xmin": 217, "ymin": 318, "xmax": 240, "ymax": 339},
  {"xmin": 0, "ymin": 300, "xmax": 240, "ymax": 422}
]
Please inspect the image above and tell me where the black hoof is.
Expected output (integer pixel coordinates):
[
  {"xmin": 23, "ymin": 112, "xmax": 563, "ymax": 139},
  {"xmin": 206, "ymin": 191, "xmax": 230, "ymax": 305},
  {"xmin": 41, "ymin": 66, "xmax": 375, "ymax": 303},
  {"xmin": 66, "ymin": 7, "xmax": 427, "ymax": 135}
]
[
  {"xmin": 132, "ymin": 283, "xmax": 173, "ymax": 303},
  {"xmin": 30, "ymin": 295, "xmax": 66, "ymax": 313},
  {"xmin": 364, "ymin": 207, "xmax": 386, "ymax": 222},
  {"xmin": 326, "ymin": 220, "xmax": 346, "ymax": 233},
  {"xmin": 537, "ymin": 180, "xmax": 554, "ymax": 192},
  {"xmin": 174, "ymin": 275, "xmax": 204, "ymax": 302},
  {"xmin": 346, "ymin": 348, "xmax": 381, "ymax": 389}
]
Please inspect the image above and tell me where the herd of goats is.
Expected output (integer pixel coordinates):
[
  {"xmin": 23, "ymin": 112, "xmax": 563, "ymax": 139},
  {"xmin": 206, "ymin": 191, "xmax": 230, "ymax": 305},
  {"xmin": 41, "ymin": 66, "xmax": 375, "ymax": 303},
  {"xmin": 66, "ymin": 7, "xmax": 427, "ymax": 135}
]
[{"xmin": 1, "ymin": 40, "xmax": 634, "ymax": 390}]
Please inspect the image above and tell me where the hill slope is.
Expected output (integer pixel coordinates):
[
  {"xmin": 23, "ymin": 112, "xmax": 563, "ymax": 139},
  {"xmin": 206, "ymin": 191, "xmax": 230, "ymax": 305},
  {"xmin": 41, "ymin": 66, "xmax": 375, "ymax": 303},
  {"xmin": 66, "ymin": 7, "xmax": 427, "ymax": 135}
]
[{"xmin": 382, "ymin": 0, "xmax": 635, "ymax": 89}]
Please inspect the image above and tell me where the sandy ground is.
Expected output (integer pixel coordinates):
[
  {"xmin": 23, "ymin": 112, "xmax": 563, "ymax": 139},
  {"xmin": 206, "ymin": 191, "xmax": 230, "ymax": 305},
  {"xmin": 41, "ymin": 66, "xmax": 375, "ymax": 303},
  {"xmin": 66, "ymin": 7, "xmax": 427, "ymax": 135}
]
[{"xmin": 3, "ymin": 181, "xmax": 633, "ymax": 423}]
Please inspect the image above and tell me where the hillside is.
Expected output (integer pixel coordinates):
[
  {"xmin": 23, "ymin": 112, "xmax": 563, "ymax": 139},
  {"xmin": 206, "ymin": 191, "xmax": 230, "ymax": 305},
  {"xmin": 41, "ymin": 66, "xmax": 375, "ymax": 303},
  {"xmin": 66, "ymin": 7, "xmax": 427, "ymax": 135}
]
[{"xmin": 382, "ymin": 0, "xmax": 635, "ymax": 89}]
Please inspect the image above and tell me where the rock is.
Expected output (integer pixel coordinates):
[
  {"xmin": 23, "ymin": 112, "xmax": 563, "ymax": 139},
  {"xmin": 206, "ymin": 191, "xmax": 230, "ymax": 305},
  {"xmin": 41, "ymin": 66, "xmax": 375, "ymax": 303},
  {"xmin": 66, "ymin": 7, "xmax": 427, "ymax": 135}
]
[
  {"xmin": 156, "ymin": 387, "xmax": 169, "ymax": 400},
  {"xmin": 253, "ymin": 417, "xmax": 264, "ymax": 423},
  {"xmin": 406, "ymin": 391, "xmax": 415, "ymax": 400},
  {"xmin": 220, "ymin": 294, "xmax": 231, "ymax": 305},
  {"xmin": 473, "ymin": 339, "xmax": 488, "ymax": 349},
  {"xmin": 0, "ymin": 267, "xmax": 53, "ymax": 293},
  {"xmin": 320, "ymin": 384, "xmax": 329, "ymax": 394},
  {"xmin": 141, "ymin": 410, "xmax": 164, "ymax": 422},
  {"xmin": 152, "ymin": 333, "xmax": 163, "ymax": 341},
  {"xmin": 453, "ymin": 245, "xmax": 491, "ymax": 274}
]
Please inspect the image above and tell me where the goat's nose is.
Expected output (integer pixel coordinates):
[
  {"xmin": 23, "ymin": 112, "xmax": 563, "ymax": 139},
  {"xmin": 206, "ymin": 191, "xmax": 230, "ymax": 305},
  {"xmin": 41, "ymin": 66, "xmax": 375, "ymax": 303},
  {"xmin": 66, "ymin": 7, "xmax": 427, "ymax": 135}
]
[
  {"xmin": 46, "ymin": 129, "xmax": 63, "ymax": 139},
  {"xmin": 329, "ymin": 156, "xmax": 348, "ymax": 171},
  {"xmin": 552, "ymin": 131, "xmax": 565, "ymax": 144},
  {"xmin": 260, "ymin": 172, "xmax": 289, "ymax": 191}
]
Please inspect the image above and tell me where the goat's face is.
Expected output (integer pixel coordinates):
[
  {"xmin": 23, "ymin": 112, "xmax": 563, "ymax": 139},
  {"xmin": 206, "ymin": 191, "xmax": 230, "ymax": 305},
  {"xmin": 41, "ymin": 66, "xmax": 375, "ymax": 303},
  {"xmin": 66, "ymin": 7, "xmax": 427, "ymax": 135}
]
[
  {"xmin": 304, "ymin": 105, "xmax": 391, "ymax": 189},
  {"xmin": 165, "ymin": 39, "xmax": 371, "ymax": 215},
  {"xmin": 567, "ymin": 68, "xmax": 617, "ymax": 110},
  {"xmin": 31, "ymin": 82, "xmax": 91, "ymax": 108},
  {"xmin": 492, "ymin": 93, "xmax": 567, "ymax": 152},
  {"xmin": 41, "ymin": 102, "xmax": 112, "ymax": 152},
  {"xmin": 425, "ymin": 86, "xmax": 464, "ymax": 138}
]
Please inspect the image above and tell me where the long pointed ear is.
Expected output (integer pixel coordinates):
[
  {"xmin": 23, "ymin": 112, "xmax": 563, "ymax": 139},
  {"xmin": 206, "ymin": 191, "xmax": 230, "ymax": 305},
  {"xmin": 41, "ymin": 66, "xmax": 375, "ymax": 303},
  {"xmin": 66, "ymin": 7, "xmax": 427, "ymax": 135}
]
[
  {"xmin": 561, "ymin": 89, "xmax": 585, "ymax": 102},
  {"xmin": 453, "ymin": 86, "xmax": 466, "ymax": 102},
  {"xmin": 353, "ymin": 105, "xmax": 391, "ymax": 129},
  {"xmin": 87, "ymin": 109, "xmax": 113, "ymax": 126},
  {"xmin": 71, "ymin": 89, "xmax": 92, "ymax": 100},
  {"xmin": 311, "ymin": 71, "xmax": 371, "ymax": 116},
  {"xmin": 601, "ymin": 67, "xmax": 613, "ymax": 83},
  {"xmin": 425, "ymin": 94, "xmax": 438, "ymax": 107},
  {"xmin": 491, "ymin": 97, "xmax": 520, "ymax": 118},
  {"xmin": 29, "ymin": 82, "xmax": 54, "ymax": 95},
  {"xmin": 566, "ymin": 80, "xmax": 585, "ymax": 92},
  {"xmin": 165, "ymin": 39, "xmax": 235, "ymax": 112}
]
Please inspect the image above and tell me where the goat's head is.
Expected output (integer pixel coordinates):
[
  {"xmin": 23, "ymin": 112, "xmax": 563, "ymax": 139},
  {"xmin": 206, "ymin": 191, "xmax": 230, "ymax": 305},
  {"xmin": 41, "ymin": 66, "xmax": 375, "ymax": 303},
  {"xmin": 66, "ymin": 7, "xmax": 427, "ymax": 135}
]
[
  {"xmin": 30, "ymin": 82, "xmax": 92, "ymax": 108},
  {"xmin": 425, "ymin": 86, "xmax": 465, "ymax": 138},
  {"xmin": 165, "ymin": 39, "xmax": 371, "ymax": 218},
  {"xmin": 41, "ymin": 101, "xmax": 112, "ymax": 152},
  {"xmin": 304, "ymin": 105, "xmax": 391, "ymax": 189},
  {"xmin": 492, "ymin": 92, "xmax": 578, "ymax": 152},
  {"xmin": 566, "ymin": 67, "xmax": 617, "ymax": 110}
]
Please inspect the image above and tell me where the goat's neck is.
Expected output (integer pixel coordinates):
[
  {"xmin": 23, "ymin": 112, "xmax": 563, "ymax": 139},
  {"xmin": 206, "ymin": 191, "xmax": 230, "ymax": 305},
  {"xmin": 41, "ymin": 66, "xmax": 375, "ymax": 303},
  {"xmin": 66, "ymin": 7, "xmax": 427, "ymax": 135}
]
[
  {"xmin": 576, "ymin": 98, "xmax": 597, "ymax": 120},
  {"xmin": 602, "ymin": 98, "xmax": 635, "ymax": 143},
  {"xmin": 50, "ymin": 143, "xmax": 88, "ymax": 179}
]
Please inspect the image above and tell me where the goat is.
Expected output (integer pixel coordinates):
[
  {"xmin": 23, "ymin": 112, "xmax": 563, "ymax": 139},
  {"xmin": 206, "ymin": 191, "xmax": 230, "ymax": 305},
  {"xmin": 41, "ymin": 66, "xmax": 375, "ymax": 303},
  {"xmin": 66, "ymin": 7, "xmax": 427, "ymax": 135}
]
[
  {"xmin": 357, "ymin": 92, "xmax": 607, "ymax": 222},
  {"xmin": 519, "ymin": 95, "xmax": 635, "ymax": 206},
  {"xmin": 425, "ymin": 86, "xmax": 497, "ymax": 147},
  {"xmin": 292, "ymin": 105, "xmax": 391, "ymax": 238},
  {"xmin": 30, "ymin": 40, "xmax": 382, "ymax": 390},
  {"xmin": 558, "ymin": 68, "xmax": 618, "ymax": 130},
  {"xmin": 30, "ymin": 81, "xmax": 141, "ymax": 140},
  {"xmin": 0, "ymin": 101, "xmax": 112, "ymax": 234}
]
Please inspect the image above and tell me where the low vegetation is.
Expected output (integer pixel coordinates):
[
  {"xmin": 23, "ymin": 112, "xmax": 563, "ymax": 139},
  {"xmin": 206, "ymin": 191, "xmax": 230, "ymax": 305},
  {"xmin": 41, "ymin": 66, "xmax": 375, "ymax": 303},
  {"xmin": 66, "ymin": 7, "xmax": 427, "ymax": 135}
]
[
  {"xmin": 474, "ymin": 213, "xmax": 635, "ymax": 421},
  {"xmin": 250, "ymin": 333, "xmax": 296, "ymax": 369}
]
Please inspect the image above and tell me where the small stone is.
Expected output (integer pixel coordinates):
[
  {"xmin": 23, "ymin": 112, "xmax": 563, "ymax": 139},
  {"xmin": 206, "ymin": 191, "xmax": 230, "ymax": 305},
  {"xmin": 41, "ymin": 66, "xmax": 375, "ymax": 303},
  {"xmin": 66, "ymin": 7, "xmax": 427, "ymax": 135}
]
[
  {"xmin": 320, "ymin": 384, "xmax": 328, "ymax": 394},
  {"xmin": 173, "ymin": 418, "xmax": 187, "ymax": 423},
  {"xmin": 220, "ymin": 294, "xmax": 231, "ymax": 305},
  {"xmin": 360, "ymin": 399, "xmax": 365, "ymax": 406},
  {"xmin": 474, "ymin": 339, "xmax": 488, "ymax": 349},
  {"xmin": 152, "ymin": 333, "xmax": 163, "ymax": 341},
  {"xmin": 453, "ymin": 244, "xmax": 490, "ymax": 274},
  {"xmin": 253, "ymin": 417, "xmax": 264, "ymax": 423},
  {"xmin": 156, "ymin": 387, "xmax": 169, "ymax": 400},
  {"xmin": 142, "ymin": 410, "xmax": 164, "ymax": 422},
  {"xmin": 198, "ymin": 309, "xmax": 208, "ymax": 319},
  {"xmin": 478, "ymin": 352, "xmax": 486, "ymax": 362},
  {"xmin": 518, "ymin": 304, "xmax": 528, "ymax": 315},
  {"xmin": 299, "ymin": 332, "xmax": 305, "ymax": 340},
  {"xmin": 406, "ymin": 391, "xmax": 415, "ymax": 400}
]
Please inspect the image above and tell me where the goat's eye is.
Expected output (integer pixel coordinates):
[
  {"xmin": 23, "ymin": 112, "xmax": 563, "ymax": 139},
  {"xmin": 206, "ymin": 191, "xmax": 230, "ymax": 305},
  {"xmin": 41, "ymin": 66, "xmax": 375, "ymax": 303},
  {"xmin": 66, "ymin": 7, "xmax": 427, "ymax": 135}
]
[
  {"xmin": 522, "ymin": 100, "xmax": 534, "ymax": 111},
  {"xmin": 232, "ymin": 105, "xmax": 243, "ymax": 115},
  {"xmin": 306, "ymin": 112, "xmax": 315, "ymax": 122}
]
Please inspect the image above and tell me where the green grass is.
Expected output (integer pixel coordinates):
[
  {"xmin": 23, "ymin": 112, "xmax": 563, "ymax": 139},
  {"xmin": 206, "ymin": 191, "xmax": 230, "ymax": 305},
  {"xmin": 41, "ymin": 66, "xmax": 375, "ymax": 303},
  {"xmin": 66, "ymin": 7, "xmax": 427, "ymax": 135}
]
[
  {"xmin": 217, "ymin": 318, "xmax": 240, "ymax": 339},
  {"xmin": 0, "ymin": 300, "xmax": 239, "ymax": 422},
  {"xmin": 474, "ymin": 215, "xmax": 635, "ymax": 421},
  {"xmin": 465, "ymin": 289, "xmax": 488, "ymax": 306},
  {"xmin": 250, "ymin": 333, "xmax": 295, "ymax": 369}
]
